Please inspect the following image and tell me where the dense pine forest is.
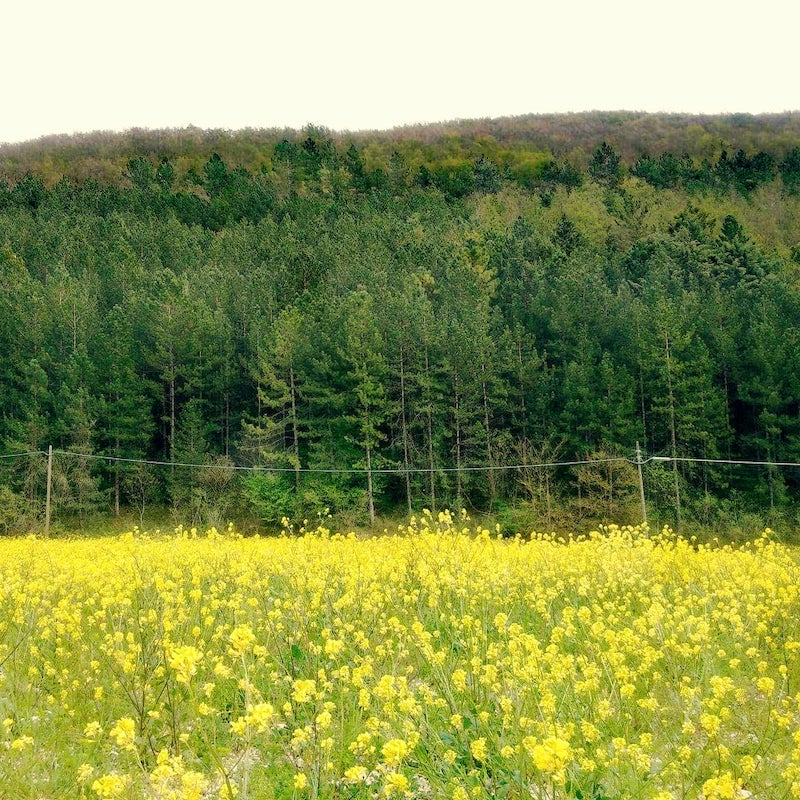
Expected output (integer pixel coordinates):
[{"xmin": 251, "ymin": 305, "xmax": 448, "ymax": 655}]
[{"xmin": 1, "ymin": 112, "xmax": 800, "ymax": 534}]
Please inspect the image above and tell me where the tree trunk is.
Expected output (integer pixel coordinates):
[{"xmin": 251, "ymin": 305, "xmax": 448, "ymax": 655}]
[
  {"xmin": 424, "ymin": 349, "xmax": 436, "ymax": 512},
  {"xmin": 114, "ymin": 434, "xmax": 121, "ymax": 517},
  {"xmin": 454, "ymin": 383, "xmax": 463, "ymax": 503},
  {"xmin": 365, "ymin": 438, "xmax": 375, "ymax": 526},
  {"xmin": 664, "ymin": 332, "xmax": 681, "ymax": 528},
  {"xmin": 517, "ymin": 339, "xmax": 528, "ymax": 439},
  {"xmin": 169, "ymin": 363, "xmax": 176, "ymax": 464},
  {"xmin": 399, "ymin": 349, "xmax": 412, "ymax": 514},
  {"xmin": 289, "ymin": 366, "xmax": 301, "ymax": 491},
  {"xmin": 482, "ymin": 362, "xmax": 496, "ymax": 507}
]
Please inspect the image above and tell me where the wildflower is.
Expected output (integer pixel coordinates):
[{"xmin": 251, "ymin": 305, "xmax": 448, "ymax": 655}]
[
  {"xmin": 324, "ymin": 638, "xmax": 345, "ymax": 658},
  {"xmin": 293, "ymin": 773, "xmax": 308, "ymax": 789},
  {"xmin": 168, "ymin": 644, "xmax": 204, "ymax": 684},
  {"xmin": 91, "ymin": 773, "xmax": 130, "ymax": 798},
  {"xmin": 246, "ymin": 701, "xmax": 274, "ymax": 733},
  {"xmin": 109, "ymin": 717, "xmax": 136, "ymax": 751},
  {"xmin": 228, "ymin": 625, "xmax": 256, "ymax": 658},
  {"xmin": 10, "ymin": 735, "xmax": 33, "ymax": 750},
  {"xmin": 756, "ymin": 676, "xmax": 775, "ymax": 694},
  {"xmin": 349, "ymin": 731, "xmax": 373, "ymax": 755},
  {"xmin": 700, "ymin": 713, "xmax": 722, "ymax": 737},
  {"xmin": 524, "ymin": 735, "xmax": 572, "ymax": 773},
  {"xmin": 291, "ymin": 726, "xmax": 312, "ymax": 749},
  {"xmin": 702, "ymin": 772, "xmax": 742, "ymax": 800},
  {"xmin": 83, "ymin": 720, "xmax": 102, "ymax": 739},
  {"xmin": 344, "ymin": 765, "xmax": 368, "ymax": 783},
  {"xmin": 451, "ymin": 669, "xmax": 467, "ymax": 691},
  {"xmin": 178, "ymin": 769, "xmax": 207, "ymax": 800},
  {"xmin": 383, "ymin": 772, "xmax": 409, "ymax": 796},
  {"xmin": 382, "ymin": 738, "xmax": 410, "ymax": 766},
  {"xmin": 291, "ymin": 678, "xmax": 316, "ymax": 703},
  {"xmin": 470, "ymin": 737, "xmax": 488, "ymax": 763}
]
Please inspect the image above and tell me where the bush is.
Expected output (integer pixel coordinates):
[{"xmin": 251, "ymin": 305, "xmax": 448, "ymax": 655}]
[
  {"xmin": 242, "ymin": 471, "xmax": 366, "ymax": 529},
  {"xmin": 0, "ymin": 485, "xmax": 29, "ymax": 534}
]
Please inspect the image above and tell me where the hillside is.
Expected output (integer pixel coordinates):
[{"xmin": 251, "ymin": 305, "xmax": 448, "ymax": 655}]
[
  {"xmin": 1, "ymin": 112, "xmax": 799, "ymax": 533},
  {"xmin": 3, "ymin": 111, "xmax": 800, "ymax": 184}
]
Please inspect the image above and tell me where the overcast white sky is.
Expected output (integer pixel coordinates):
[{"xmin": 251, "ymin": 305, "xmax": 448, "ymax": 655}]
[{"xmin": 2, "ymin": 0, "xmax": 799, "ymax": 145}]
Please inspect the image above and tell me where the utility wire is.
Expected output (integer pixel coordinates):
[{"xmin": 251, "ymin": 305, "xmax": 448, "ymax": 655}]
[
  {"xmin": 646, "ymin": 455, "xmax": 800, "ymax": 468},
  {"xmin": 6, "ymin": 449, "xmax": 800, "ymax": 474},
  {"xmin": 48, "ymin": 449, "xmax": 629, "ymax": 474}
]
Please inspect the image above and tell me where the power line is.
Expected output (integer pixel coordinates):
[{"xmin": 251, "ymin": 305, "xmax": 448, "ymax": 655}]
[
  {"xmin": 0, "ymin": 450, "xmax": 47, "ymax": 460},
  {"xmin": 646, "ymin": 455, "xmax": 800, "ymax": 468},
  {"xmin": 6, "ymin": 448, "xmax": 800, "ymax": 475},
  {"xmin": 47, "ymin": 449, "xmax": 630, "ymax": 475},
  {"xmin": 8, "ymin": 447, "xmax": 800, "ymax": 532}
]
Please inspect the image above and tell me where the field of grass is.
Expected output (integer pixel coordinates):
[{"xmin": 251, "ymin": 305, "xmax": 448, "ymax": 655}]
[{"xmin": 1, "ymin": 512, "xmax": 799, "ymax": 799}]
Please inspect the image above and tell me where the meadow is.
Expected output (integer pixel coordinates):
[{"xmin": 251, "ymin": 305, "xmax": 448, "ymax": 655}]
[{"xmin": 1, "ymin": 512, "xmax": 799, "ymax": 800}]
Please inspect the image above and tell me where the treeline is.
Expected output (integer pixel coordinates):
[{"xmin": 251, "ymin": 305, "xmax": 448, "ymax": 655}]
[
  {"xmin": 1, "ymin": 124, "xmax": 800, "ymax": 532},
  {"xmin": 4, "ymin": 111, "xmax": 800, "ymax": 191}
]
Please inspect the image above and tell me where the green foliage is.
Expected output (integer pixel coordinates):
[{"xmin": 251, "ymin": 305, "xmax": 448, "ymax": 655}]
[
  {"xmin": 779, "ymin": 147, "xmax": 800, "ymax": 195},
  {"xmin": 589, "ymin": 142, "xmax": 623, "ymax": 188},
  {"xmin": 0, "ymin": 485, "xmax": 27, "ymax": 534},
  {"xmin": 574, "ymin": 449, "xmax": 640, "ymax": 523},
  {"xmin": 1, "ymin": 117, "xmax": 800, "ymax": 529},
  {"xmin": 241, "ymin": 470, "xmax": 296, "ymax": 525},
  {"xmin": 242, "ymin": 471, "xmax": 364, "ymax": 527}
]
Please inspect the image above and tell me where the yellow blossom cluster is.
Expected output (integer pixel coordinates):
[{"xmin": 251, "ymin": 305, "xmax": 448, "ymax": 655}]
[{"xmin": 0, "ymin": 518, "xmax": 798, "ymax": 799}]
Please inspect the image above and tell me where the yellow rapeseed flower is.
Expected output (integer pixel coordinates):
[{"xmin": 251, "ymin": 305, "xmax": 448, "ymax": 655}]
[
  {"xmin": 702, "ymin": 772, "xmax": 741, "ymax": 800},
  {"xmin": 228, "ymin": 624, "xmax": 256, "ymax": 658},
  {"xmin": 524, "ymin": 735, "xmax": 572, "ymax": 773},
  {"xmin": 168, "ymin": 644, "xmax": 204, "ymax": 684},
  {"xmin": 91, "ymin": 773, "xmax": 130, "ymax": 799},
  {"xmin": 383, "ymin": 772, "xmax": 409, "ymax": 796},
  {"xmin": 470, "ymin": 737, "xmax": 488, "ymax": 763},
  {"xmin": 291, "ymin": 678, "xmax": 317, "ymax": 703},
  {"xmin": 83, "ymin": 720, "xmax": 103, "ymax": 739},
  {"xmin": 293, "ymin": 773, "xmax": 308, "ymax": 789},
  {"xmin": 246, "ymin": 701, "xmax": 275, "ymax": 733},
  {"xmin": 109, "ymin": 717, "xmax": 136, "ymax": 751},
  {"xmin": 344, "ymin": 765, "xmax": 368, "ymax": 783},
  {"xmin": 10, "ymin": 735, "xmax": 33, "ymax": 750},
  {"xmin": 382, "ymin": 738, "xmax": 410, "ymax": 767}
]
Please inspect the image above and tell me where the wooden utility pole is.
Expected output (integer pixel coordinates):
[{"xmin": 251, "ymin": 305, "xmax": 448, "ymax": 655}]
[{"xmin": 45, "ymin": 445, "xmax": 53, "ymax": 537}]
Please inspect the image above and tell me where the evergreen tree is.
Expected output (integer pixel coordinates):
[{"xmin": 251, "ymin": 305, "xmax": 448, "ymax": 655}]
[
  {"xmin": 589, "ymin": 142, "xmax": 624, "ymax": 188},
  {"xmin": 96, "ymin": 305, "xmax": 157, "ymax": 515},
  {"xmin": 338, "ymin": 290, "xmax": 394, "ymax": 525},
  {"xmin": 3, "ymin": 359, "xmax": 51, "ymax": 519}
]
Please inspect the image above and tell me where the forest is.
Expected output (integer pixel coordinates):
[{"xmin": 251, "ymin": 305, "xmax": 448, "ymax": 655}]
[{"xmin": 1, "ymin": 111, "xmax": 799, "ymax": 534}]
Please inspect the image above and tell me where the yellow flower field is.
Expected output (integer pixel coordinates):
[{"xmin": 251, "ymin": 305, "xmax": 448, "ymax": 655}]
[{"xmin": 1, "ymin": 512, "xmax": 800, "ymax": 799}]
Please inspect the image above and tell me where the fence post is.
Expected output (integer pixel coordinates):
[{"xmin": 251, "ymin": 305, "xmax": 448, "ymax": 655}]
[
  {"xmin": 45, "ymin": 445, "xmax": 53, "ymax": 537},
  {"xmin": 636, "ymin": 441, "xmax": 647, "ymax": 525}
]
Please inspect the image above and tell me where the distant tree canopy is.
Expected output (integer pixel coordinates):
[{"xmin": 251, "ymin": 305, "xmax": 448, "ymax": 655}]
[{"xmin": 1, "ymin": 114, "xmax": 800, "ymax": 531}]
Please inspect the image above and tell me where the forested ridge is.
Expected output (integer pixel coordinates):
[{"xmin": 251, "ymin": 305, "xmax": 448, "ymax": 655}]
[{"xmin": 1, "ymin": 112, "xmax": 800, "ymax": 533}]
